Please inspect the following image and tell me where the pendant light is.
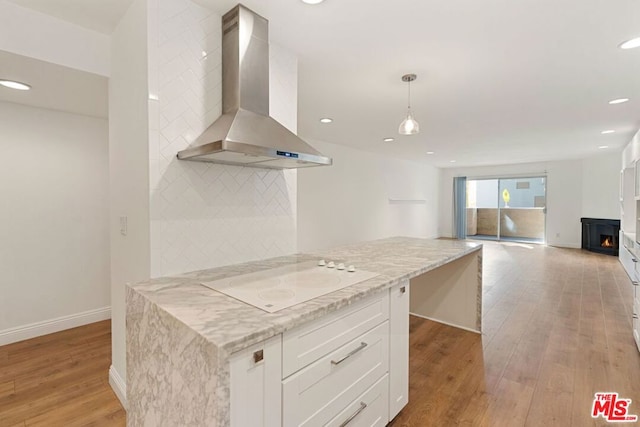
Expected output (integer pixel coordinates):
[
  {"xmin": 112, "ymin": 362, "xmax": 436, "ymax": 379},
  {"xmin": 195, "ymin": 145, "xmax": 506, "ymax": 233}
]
[{"xmin": 398, "ymin": 73, "xmax": 420, "ymax": 135}]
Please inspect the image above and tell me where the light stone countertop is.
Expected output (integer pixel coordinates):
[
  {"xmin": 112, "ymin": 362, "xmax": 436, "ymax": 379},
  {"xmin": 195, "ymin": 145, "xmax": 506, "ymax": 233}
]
[
  {"xmin": 126, "ymin": 236, "xmax": 482, "ymax": 426},
  {"xmin": 128, "ymin": 236, "xmax": 482, "ymax": 354}
]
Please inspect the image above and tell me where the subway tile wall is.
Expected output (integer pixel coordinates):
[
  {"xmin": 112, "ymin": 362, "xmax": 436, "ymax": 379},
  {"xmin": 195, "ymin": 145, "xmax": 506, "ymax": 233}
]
[{"xmin": 148, "ymin": 0, "xmax": 297, "ymax": 277}]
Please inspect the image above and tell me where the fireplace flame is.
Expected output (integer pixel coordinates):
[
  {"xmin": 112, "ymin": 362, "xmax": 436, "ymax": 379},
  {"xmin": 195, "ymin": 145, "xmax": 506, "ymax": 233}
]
[{"xmin": 601, "ymin": 236, "xmax": 614, "ymax": 248}]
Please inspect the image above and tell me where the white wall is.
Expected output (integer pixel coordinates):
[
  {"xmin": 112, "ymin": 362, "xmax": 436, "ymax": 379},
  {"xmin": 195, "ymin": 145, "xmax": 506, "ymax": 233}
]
[
  {"xmin": 582, "ymin": 152, "xmax": 621, "ymax": 220},
  {"xmin": 621, "ymin": 129, "xmax": 640, "ymax": 236},
  {"xmin": 0, "ymin": 101, "xmax": 110, "ymax": 344},
  {"xmin": 439, "ymin": 154, "xmax": 621, "ymax": 248},
  {"xmin": 622, "ymin": 129, "xmax": 640, "ymax": 169},
  {"xmin": 109, "ymin": 0, "xmax": 302, "ymax": 399},
  {"xmin": 148, "ymin": 0, "xmax": 298, "ymax": 277},
  {"xmin": 109, "ymin": 0, "xmax": 150, "ymax": 398},
  {"xmin": 0, "ymin": 0, "xmax": 110, "ymax": 76},
  {"xmin": 298, "ymin": 140, "xmax": 439, "ymax": 252}
]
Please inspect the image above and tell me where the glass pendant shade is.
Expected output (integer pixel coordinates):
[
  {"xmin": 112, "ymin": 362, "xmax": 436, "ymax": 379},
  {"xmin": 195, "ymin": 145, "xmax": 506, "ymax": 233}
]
[
  {"xmin": 398, "ymin": 73, "xmax": 420, "ymax": 135},
  {"xmin": 399, "ymin": 110, "xmax": 420, "ymax": 135}
]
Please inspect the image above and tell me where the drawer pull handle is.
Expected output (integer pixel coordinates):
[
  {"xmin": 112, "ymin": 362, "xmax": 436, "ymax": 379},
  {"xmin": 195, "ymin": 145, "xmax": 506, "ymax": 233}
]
[
  {"xmin": 633, "ymin": 259, "xmax": 638, "ymax": 263},
  {"xmin": 634, "ymin": 315, "xmax": 639, "ymax": 319},
  {"xmin": 400, "ymin": 286, "xmax": 406, "ymax": 294},
  {"xmin": 253, "ymin": 350, "xmax": 264, "ymax": 364},
  {"xmin": 331, "ymin": 342, "xmax": 368, "ymax": 365},
  {"xmin": 633, "ymin": 282, "xmax": 639, "ymax": 287},
  {"xmin": 339, "ymin": 402, "xmax": 367, "ymax": 427}
]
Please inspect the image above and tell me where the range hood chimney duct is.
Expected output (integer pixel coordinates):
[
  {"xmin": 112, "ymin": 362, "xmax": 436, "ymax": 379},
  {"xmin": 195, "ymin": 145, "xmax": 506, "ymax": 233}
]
[{"xmin": 177, "ymin": 4, "xmax": 332, "ymax": 169}]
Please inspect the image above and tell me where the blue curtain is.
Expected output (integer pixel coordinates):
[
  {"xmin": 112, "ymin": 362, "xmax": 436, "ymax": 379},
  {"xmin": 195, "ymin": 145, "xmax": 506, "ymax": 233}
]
[{"xmin": 453, "ymin": 176, "xmax": 467, "ymax": 239}]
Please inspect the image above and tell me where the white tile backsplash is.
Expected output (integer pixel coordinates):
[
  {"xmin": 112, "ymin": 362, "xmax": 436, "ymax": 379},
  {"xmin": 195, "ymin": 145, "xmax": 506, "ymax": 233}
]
[{"xmin": 148, "ymin": 0, "xmax": 298, "ymax": 277}]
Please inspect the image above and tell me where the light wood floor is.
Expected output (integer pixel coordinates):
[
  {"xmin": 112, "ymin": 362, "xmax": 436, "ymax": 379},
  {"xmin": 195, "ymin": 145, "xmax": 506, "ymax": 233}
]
[
  {"xmin": 1, "ymin": 242, "xmax": 639, "ymax": 426},
  {"xmin": 393, "ymin": 241, "xmax": 640, "ymax": 426},
  {"xmin": 0, "ymin": 320, "xmax": 125, "ymax": 426}
]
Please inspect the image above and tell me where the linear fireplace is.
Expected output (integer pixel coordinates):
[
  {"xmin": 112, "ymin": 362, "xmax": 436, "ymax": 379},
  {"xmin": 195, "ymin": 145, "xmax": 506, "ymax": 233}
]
[{"xmin": 580, "ymin": 218, "xmax": 620, "ymax": 256}]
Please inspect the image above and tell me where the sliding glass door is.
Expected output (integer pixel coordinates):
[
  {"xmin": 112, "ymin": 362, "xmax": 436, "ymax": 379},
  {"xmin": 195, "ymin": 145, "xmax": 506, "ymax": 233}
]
[{"xmin": 466, "ymin": 176, "xmax": 546, "ymax": 243}]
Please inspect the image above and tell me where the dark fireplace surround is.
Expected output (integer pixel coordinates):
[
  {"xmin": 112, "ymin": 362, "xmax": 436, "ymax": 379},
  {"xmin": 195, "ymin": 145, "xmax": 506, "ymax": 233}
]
[{"xmin": 580, "ymin": 218, "xmax": 620, "ymax": 256}]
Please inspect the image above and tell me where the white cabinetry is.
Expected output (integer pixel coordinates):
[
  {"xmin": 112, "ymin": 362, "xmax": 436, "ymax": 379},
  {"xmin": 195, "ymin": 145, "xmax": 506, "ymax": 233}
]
[
  {"xmin": 325, "ymin": 375, "xmax": 389, "ymax": 427},
  {"xmin": 389, "ymin": 282, "xmax": 410, "ymax": 419},
  {"xmin": 230, "ymin": 335, "xmax": 282, "ymax": 427},
  {"xmin": 634, "ymin": 290, "xmax": 640, "ymax": 352},
  {"xmin": 282, "ymin": 294, "xmax": 389, "ymax": 378},
  {"xmin": 619, "ymin": 231, "xmax": 637, "ymax": 280},
  {"xmin": 635, "ymin": 160, "xmax": 640, "ymax": 200},
  {"xmin": 230, "ymin": 282, "xmax": 410, "ymax": 427},
  {"xmin": 282, "ymin": 322, "xmax": 389, "ymax": 426}
]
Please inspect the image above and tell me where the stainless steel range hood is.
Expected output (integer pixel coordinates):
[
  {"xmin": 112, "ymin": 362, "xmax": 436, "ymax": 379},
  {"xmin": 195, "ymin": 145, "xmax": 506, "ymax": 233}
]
[{"xmin": 177, "ymin": 5, "xmax": 332, "ymax": 169}]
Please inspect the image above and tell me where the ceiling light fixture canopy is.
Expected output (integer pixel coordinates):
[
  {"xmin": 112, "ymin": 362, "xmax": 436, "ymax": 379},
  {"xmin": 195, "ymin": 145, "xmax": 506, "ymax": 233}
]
[
  {"xmin": 0, "ymin": 79, "xmax": 31, "ymax": 91},
  {"xmin": 398, "ymin": 73, "xmax": 420, "ymax": 135}
]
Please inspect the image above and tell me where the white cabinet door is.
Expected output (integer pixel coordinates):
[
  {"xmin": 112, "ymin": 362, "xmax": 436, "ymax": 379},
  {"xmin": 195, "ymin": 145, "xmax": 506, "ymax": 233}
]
[
  {"xmin": 389, "ymin": 281, "xmax": 409, "ymax": 420},
  {"xmin": 230, "ymin": 335, "xmax": 282, "ymax": 427}
]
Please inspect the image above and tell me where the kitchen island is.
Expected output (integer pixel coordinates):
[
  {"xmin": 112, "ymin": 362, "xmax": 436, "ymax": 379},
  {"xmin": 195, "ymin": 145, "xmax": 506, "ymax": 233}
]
[{"xmin": 126, "ymin": 237, "xmax": 482, "ymax": 426}]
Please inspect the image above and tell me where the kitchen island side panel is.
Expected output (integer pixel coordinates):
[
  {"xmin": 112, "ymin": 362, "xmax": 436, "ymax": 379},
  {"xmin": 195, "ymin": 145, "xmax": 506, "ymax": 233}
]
[
  {"xmin": 126, "ymin": 287, "xmax": 227, "ymax": 426},
  {"xmin": 409, "ymin": 250, "xmax": 482, "ymax": 333}
]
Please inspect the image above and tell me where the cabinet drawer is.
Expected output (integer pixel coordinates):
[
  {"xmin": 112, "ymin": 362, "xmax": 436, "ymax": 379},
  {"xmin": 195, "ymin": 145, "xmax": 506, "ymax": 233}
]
[
  {"xmin": 620, "ymin": 245, "xmax": 637, "ymax": 281},
  {"xmin": 282, "ymin": 292, "xmax": 389, "ymax": 378},
  {"xmin": 325, "ymin": 374, "xmax": 389, "ymax": 427},
  {"xmin": 282, "ymin": 321, "xmax": 389, "ymax": 427}
]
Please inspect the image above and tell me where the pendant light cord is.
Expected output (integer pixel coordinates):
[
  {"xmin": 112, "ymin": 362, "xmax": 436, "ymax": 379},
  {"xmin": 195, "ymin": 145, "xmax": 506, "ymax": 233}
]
[{"xmin": 407, "ymin": 79, "xmax": 411, "ymax": 110}]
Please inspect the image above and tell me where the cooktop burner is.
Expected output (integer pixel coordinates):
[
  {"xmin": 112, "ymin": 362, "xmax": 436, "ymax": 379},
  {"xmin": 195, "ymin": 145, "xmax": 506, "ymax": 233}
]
[{"xmin": 201, "ymin": 260, "xmax": 379, "ymax": 313}]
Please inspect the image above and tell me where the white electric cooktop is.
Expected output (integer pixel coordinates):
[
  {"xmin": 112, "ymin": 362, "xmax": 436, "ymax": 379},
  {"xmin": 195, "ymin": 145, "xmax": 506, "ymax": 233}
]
[{"xmin": 201, "ymin": 260, "xmax": 379, "ymax": 313}]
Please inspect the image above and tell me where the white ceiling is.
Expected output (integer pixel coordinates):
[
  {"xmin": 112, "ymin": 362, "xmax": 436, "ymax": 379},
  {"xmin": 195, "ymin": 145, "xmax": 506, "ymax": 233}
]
[
  {"xmin": 6, "ymin": 0, "xmax": 133, "ymax": 34},
  {"xmin": 0, "ymin": 50, "xmax": 108, "ymax": 118},
  {"xmin": 7, "ymin": 0, "xmax": 640, "ymax": 167}
]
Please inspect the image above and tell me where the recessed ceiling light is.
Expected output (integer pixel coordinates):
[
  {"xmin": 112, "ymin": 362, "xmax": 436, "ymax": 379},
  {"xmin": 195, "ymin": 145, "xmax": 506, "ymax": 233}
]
[
  {"xmin": 301, "ymin": 0, "xmax": 325, "ymax": 4},
  {"xmin": 599, "ymin": 145, "xmax": 609, "ymax": 149},
  {"xmin": 620, "ymin": 37, "xmax": 640, "ymax": 50},
  {"xmin": 426, "ymin": 151, "xmax": 435, "ymax": 155},
  {"xmin": 383, "ymin": 137, "xmax": 395, "ymax": 142},
  {"xmin": 319, "ymin": 118, "xmax": 333, "ymax": 124},
  {"xmin": 0, "ymin": 79, "xmax": 31, "ymax": 91},
  {"xmin": 450, "ymin": 160, "xmax": 457, "ymax": 163},
  {"xmin": 609, "ymin": 98, "xmax": 629, "ymax": 105},
  {"xmin": 601, "ymin": 130, "xmax": 616, "ymax": 134}
]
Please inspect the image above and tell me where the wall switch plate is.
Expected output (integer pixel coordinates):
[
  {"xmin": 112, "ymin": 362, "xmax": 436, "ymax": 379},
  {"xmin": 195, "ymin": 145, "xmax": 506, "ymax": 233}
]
[{"xmin": 120, "ymin": 216, "xmax": 128, "ymax": 236}]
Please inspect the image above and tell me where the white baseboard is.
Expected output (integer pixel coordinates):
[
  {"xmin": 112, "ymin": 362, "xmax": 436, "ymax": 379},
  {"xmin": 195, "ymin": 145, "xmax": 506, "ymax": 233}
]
[
  {"xmin": 0, "ymin": 306, "xmax": 111, "ymax": 346},
  {"xmin": 410, "ymin": 312, "xmax": 482, "ymax": 334},
  {"xmin": 109, "ymin": 364, "xmax": 127, "ymax": 410},
  {"xmin": 548, "ymin": 242, "xmax": 581, "ymax": 249}
]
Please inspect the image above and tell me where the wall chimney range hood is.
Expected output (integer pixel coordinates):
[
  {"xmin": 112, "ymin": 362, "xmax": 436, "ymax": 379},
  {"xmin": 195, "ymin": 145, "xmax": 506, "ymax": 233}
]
[{"xmin": 177, "ymin": 5, "xmax": 332, "ymax": 169}]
